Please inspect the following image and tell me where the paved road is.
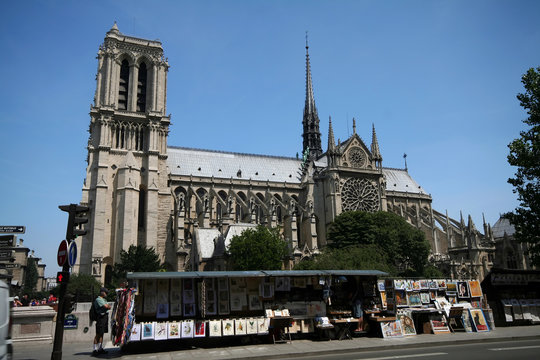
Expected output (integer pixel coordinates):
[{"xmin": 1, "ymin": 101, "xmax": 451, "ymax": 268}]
[{"xmin": 278, "ymin": 339, "xmax": 540, "ymax": 360}]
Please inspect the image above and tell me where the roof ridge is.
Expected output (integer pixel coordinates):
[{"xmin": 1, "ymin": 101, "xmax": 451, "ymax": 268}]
[{"xmin": 167, "ymin": 145, "xmax": 301, "ymax": 161}]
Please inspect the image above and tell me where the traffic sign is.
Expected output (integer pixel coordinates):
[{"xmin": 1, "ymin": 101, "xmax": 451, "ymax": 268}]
[
  {"xmin": 0, "ymin": 235, "xmax": 15, "ymax": 247},
  {"xmin": 0, "ymin": 226, "xmax": 25, "ymax": 234},
  {"xmin": 67, "ymin": 241, "xmax": 77, "ymax": 267},
  {"xmin": 56, "ymin": 271, "xmax": 70, "ymax": 284},
  {"xmin": 0, "ymin": 250, "xmax": 13, "ymax": 261},
  {"xmin": 57, "ymin": 240, "xmax": 68, "ymax": 267}
]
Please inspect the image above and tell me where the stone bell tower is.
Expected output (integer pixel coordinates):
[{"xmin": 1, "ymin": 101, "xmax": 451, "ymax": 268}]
[{"xmin": 78, "ymin": 24, "xmax": 172, "ymax": 282}]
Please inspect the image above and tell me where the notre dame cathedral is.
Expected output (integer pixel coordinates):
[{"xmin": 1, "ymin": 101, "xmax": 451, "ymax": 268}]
[{"xmin": 76, "ymin": 25, "xmax": 518, "ymax": 284}]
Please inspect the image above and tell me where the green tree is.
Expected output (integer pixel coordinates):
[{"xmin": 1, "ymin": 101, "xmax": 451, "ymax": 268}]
[
  {"xmin": 226, "ymin": 226, "xmax": 289, "ymax": 270},
  {"xmin": 506, "ymin": 66, "xmax": 540, "ymax": 267},
  {"xmin": 294, "ymin": 244, "xmax": 396, "ymax": 275},
  {"xmin": 327, "ymin": 211, "xmax": 430, "ymax": 276},
  {"xmin": 23, "ymin": 257, "xmax": 38, "ymax": 295},
  {"xmin": 66, "ymin": 273, "xmax": 102, "ymax": 302},
  {"xmin": 112, "ymin": 245, "xmax": 162, "ymax": 284}
]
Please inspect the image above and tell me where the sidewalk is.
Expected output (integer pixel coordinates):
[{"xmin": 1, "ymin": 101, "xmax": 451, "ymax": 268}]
[{"xmin": 13, "ymin": 325, "xmax": 540, "ymax": 360}]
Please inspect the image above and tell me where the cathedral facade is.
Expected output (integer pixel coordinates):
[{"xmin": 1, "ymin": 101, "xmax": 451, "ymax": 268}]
[{"xmin": 77, "ymin": 25, "xmax": 497, "ymax": 283}]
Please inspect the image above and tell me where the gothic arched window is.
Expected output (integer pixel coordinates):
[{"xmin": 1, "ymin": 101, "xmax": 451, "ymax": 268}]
[
  {"xmin": 118, "ymin": 59, "xmax": 130, "ymax": 110},
  {"xmin": 137, "ymin": 62, "xmax": 147, "ymax": 112}
]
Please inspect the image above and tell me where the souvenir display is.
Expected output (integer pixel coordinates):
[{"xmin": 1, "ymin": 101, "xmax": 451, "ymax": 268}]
[
  {"xmin": 404, "ymin": 280, "xmax": 413, "ymax": 292},
  {"xmin": 168, "ymin": 322, "xmax": 180, "ymax": 339},
  {"xmin": 407, "ymin": 292, "xmax": 422, "ymax": 307},
  {"xmin": 246, "ymin": 318, "xmax": 258, "ymax": 334},
  {"xmin": 380, "ymin": 320, "xmax": 403, "ymax": 338},
  {"xmin": 412, "ymin": 281, "xmax": 421, "ymax": 291},
  {"xmin": 181, "ymin": 320, "xmax": 195, "ymax": 338},
  {"xmin": 429, "ymin": 280, "xmax": 438, "ymax": 290},
  {"xmin": 420, "ymin": 292, "xmax": 430, "ymax": 304},
  {"xmin": 457, "ymin": 281, "xmax": 470, "ymax": 298},
  {"xmin": 437, "ymin": 279, "xmax": 447, "ymax": 289},
  {"xmin": 395, "ymin": 290, "xmax": 408, "ymax": 306},
  {"xmin": 230, "ymin": 291, "xmax": 245, "ymax": 311},
  {"xmin": 194, "ymin": 321, "xmax": 206, "ymax": 337},
  {"xmin": 202, "ymin": 278, "xmax": 217, "ymax": 316},
  {"xmin": 419, "ymin": 280, "xmax": 429, "ymax": 290},
  {"xmin": 377, "ymin": 280, "xmax": 385, "ymax": 292},
  {"xmin": 112, "ymin": 287, "xmax": 137, "ymax": 346},
  {"xmin": 380, "ymin": 291, "xmax": 387, "ymax": 308},
  {"xmin": 448, "ymin": 296, "xmax": 457, "ymax": 305},
  {"xmin": 248, "ymin": 293, "xmax": 262, "ymax": 310},
  {"xmin": 154, "ymin": 322, "xmax": 168, "ymax": 340},
  {"xmin": 461, "ymin": 310, "xmax": 473, "ymax": 332},
  {"xmin": 394, "ymin": 279, "xmax": 406, "ymax": 290},
  {"xmin": 235, "ymin": 318, "xmax": 247, "ymax": 335},
  {"xmin": 501, "ymin": 299, "xmax": 513, "ymax": 322},
  {"xmin": 469, "ymin": 309, "xmax": 489, "ymax": 332},
  {"xmin": 258, "ymin": 317, "xmax": 270, "ymax": 334},
  {"xmin": 446, "ymin": 281, "xmax": 457, "ymax": 296},
  {"xmin": 222, "ymin": 319, "xmax": 235, "ymax": 336},
  {"xmin": 209, "ymin": 320, "xmax": 222, "ymax": 337},
  {"xmin": 261, "ymin": 281, "xmax": 274, "ymax": 299},
  {"xmin": 468, "ymin": 280, "xmax": 482, "ymax": 298},
  {"xmin": 129, "ymin": 323, "xmax": 141, "ymax": 341},
  {"xmin": 430, "ymin": 317, "xmax": 451, "ymax": 334},
  {"xmin": 398, "ymin": 311, "xmax": 416, "ymax": 336}
]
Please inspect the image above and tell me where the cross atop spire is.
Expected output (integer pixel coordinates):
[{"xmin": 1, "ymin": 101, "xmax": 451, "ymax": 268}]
[{"xmin": 302, "ymin": 32, "xmax": 322, "ymax": 160}]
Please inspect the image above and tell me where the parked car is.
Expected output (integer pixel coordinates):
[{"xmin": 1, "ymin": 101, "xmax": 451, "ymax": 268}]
[{"xmin": 0, "ymin": 279, "xmax": 12, "ymax": 360}]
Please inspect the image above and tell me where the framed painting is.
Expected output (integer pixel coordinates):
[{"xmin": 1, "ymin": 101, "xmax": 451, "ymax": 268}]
[
  {"xmin": 448, "ymin": 295, "xmax": 457, "ymax": 305},
  {"xmin": 446, "ymin": 281, "xmax": 457, "ymax": 296},
  {"xmin": 129, "ymin": 323, "xmax": 141, "ymax": 341},
  {"xmin": 181, "ymin": 320, "xmax": 194, "ymax": 338},
  {"xmin": 246, "ymin": 318, "xmax": 258, "ymax": 334},
  {"xmin": 457, "ymin": 281, "xmax": 470, "ymax": 299},
  {"xmin": 408, "ymin": 292, "xmax": 422, "ymax": 307},
  {"xmin": 394, "ymin": 279, "xmax": 405, "ymax": 290},
  {"xmin": 170, "ymin": 302, "xmax": 182, "ymax": 316},
  {"xmin": 194, "ymin": 321, "xmax": 206, "ymax": 338},
  {"xmin": 143, "ymin": 293, "xmax": 157, "ymax": 315},
  {"xmin": 141, "ymin": 322, "xmax": 155, "ymax": 340},
  {"xmin": 412, "ymin": 281, "xmax": 421, "ymax": 291},
  {"xmin": 209, "ymin": 320, "xmax": 222, "ymax": 337},
  {"xmin": 377, "ymin": 280, "xmax": 385, "ymax": 292},
  {"xmin": 429, "ymin": 280, "xmax": 438, "ymax": 290},
  {"xmin": 469, "ymin": 308, "xmax": 489, "ymax": 332},
  {"xmin": 429, "ymin": 290, "xmax": 437, "ymax": 301},
  {"xmin": 275, "ymin": 277, "xmax": 290, "ymax": 292},
  {"xmin": 395, "ymin": 290, "xmax": 408, "ymax": 307},
  {"xmin": 380, "ymin": 320, "xmax": 403, "ymax": 338},
  {"xmin": 183, "ymin": 289, "xmax": 195, "ymax": 304},
  {"xmin": 222, "ymin": 319, "xmax": 235, "ymax": 336},
  {"xmin": 430, "ymin": 318, "xmax": 451, "ymax": 334},
  {"xmin": 399, "ymin": 313, "xmax": 416, "ymax": 336},
  {"xmin": 218, "ymin": 299, "xmax": 230, "ymax": 315},
  {"xmin": 154, "ymin": 322, "xmax": 168, "ymax": 340},
  {"xmin": 183, "ymin": 302, "xmax": 195, "ymax": 317},
  {"xmin": 419, "ymin": 280, "xmax": 429, "ymax": 290},
  {"xmin": 167, "ymin": 322, "xmax": 180, "ymax": 339},
  {"xmin": 420, "ymin": 292, "xmax": 431, "ymax": 304},
  {"xmin": 157, "ymin": 278, "xmax": 169, "ymax": 304},
  {"xmin": 437, "ymin": 279, "xmax": 447, "ymax": 289},
  {"xmin": 248, "ymin": 294, "xmax": 262, "ymax": 310},
  {"xmin": 156, "ymin": 303, "xmax": 169, "ymax": 319},
  {"xmin": 404, "ymin": 280, "xmax": 413, "ymax": 292},
  {"xmin": 468, "ymin": 280, "xmax": 483, "ymax": 298},
  {"xmin": 230, "ymin": 291, "xmax": 244, "ymax": 311},
  {"xmin": 258, "ymin": 317, "xmax": 270, "ymax": 334},
  {"xmin": 461, "ymin": 310, "xmax": 473, "ymax": 332},
  {"xmin": 261, "ymin": 282, "xmax": 274, "ymax": 299},
  {"xmin": 235, "ymin": 319, "xmax": 247, "ymax": 335},
  {"xmin": 380, "ymin": 291, "xmax": 387, "ymax": 309}
]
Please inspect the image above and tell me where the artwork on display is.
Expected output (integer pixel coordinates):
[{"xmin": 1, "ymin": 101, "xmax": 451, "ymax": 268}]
[
  {"xmin": 157, "ymin": 278, "xmax": 169, "ymax": 304},
  {"xmin": 429, "ymin": 290, "xmax": 437, "ymax": 301},
  {"xmin": 265, "ymin": 309, "xmax": 274, "ymax": 318},
  {"xmin": 182, "ymin": 320, "xmax": 195, "ymax": 338},
  {"xmin": 419, "ymin": 280, "xmax": 429, "ymax": 290},
  {"xmin": 141, "ymin": 322, "xmax": 155, "ymax": 340},
  {"xmin": 437, "ymin": 279, "xmax": 447, "ymax": 289},
  {"xmin": 194, "ymin": 321, "xmax": 206, "ymax": 337},
  {"xmin": 229, "ymin": 277, "xmax": 246, "ymax": 288},
  {"xmin": 129, "ymin": 323, "xmax": 141, "ymax": 341},
  {"xmin": 399, "ymin": 312, "xmax": 416, "ymax": 336},
  {"xmin": 156, "ymin": 303, "xmax": 169, "ymax": 319},
  {"xmin": 404, "ymin": 280, "xmax": 413, "ymax": 292},
  {"xmin": 170, "ymin": 279, "xmax": 182, "ymax": 302},
  {"xmin": 429, "ymin": 280, "xmax": 438, "ymax": 290},
  {"xmin": 230, "ymin": 291, "xmax": 245, "ymax": 311},
  {"xmin": 167, "ymin": 322, "xmax": 180, "ymax": 339},
  {"xmin": 143, "ymin": 293, "xmax": 157, "ymax": 315},
  {"xmin": 380, "ymin": 320, "xmax": 403, "ymax": 338},
  {"xmin": 469, "ymin": 308, "xmax": 489, "ymax": 332},
  {"xmin": 293, "ymin": 277, "xmax": 307, "ymax": 288},
  {"xmin": 183, "ymin": 303, "xmax": 195, "ymax": 317},
  {"xmin": 183, "ymin": 289, "xmax": 195, "ymax": 304},
  {"xmin": 209, "ymin": 320, "xmax": 222, "ymax": 337},
  {"xmin": 501, "ymin": 299, "xmax": 513, "ymax": 322},
  {"xmin": 203, "ymin": 279, "xmax": 217, "ymax": 316},
  {"xmin": 446, "ymin": 281, "xmax": 457, "ymax": 296},
  {"xmin": 377, "ymin": 280, "xmax": 385, "ymax": 292},
  {"xmin": 235, "ymin": 319, "xmax": 247, "ymax": 335},
  {"xmin": 380, "ymin": 291, "xmax": 387, "ymax": 308},
  {"xmin": 275, "ymin": 277, "xmax": 291, "ymax": 292},
  {"xmin": 470, "ymin": 300, "xmax": 481, "ymax": 308},
  {"xmin": 457, "ymin": 281, "xmax": 470, "ymax": 298},
  {"xmin": 261, "ymin": 282, "xmax": 274, "ymax": 299},
  {"xmin": 223, "ymin": 319, "xmax": 235, "ymax": 336},
  {"xmin": 448, "ymin": 296, "xmax": 457, "ymax": 305},
  {"xmin": 394, "ymin": 279, "xmax": 406, "ymax": 290},
  {"xmin": 430, "ymin": 318, "xmax": 451, "ymax": 334},
  {"xmin": 248, "ymin": 294, "xmax": 262, "ymax": 310},
  {"xmin": 420, "ymin": 292, "xmax": 431, "ymax": 304},
  {"xmin": 170, "ymin": 303, "xmax": 182, "ymax": 316},
  {"xmin": 434, "ymin": 297, "xmax": 452, "ymax": 316},
  {"xmin": 219, "ymin": 300, "xmax": 230, "ymax": 315},
  {"xmin": 412, "ymin": 281, "xmax": 421, "ymax": 291},
  {"xmin": 461, "ymin": 310, "xmax": 473, "ymax": 332},
  {"xmin": 395, "ymin": 290, "xmax": 408, "ymax": 307},
  {"xmin": 154, "ymin": 322, "xmax": 168, "ymax": 340},
  {"xmin": 258, "ymin": 317, "xmax": 270, "ymax": 334},
  {"xmin": 407, "ymin": 292, "xmax": 422, "ymax": 307},
  {"xmin": 246, "ymin": 318, "xmax": 258, "ymax": 334},
  {"xmin": 384, "ymin": 279, "xmax": 394, "ymax": 290},
  {"xmin": 468, "ymin": 280, "xmax": 483, "ymax": 298}
]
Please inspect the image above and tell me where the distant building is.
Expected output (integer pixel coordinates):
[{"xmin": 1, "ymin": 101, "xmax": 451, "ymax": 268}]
[
  {"xmin": 492, "ymin": 216, "xmax": 534, "ymax": 270},
  {"xmin": 78, "ymin": 25, "xmax": 502, "ymax": 282},
  {"xmin": 1, "ymin": 237, "xmax": 47, "ymax": 293}
]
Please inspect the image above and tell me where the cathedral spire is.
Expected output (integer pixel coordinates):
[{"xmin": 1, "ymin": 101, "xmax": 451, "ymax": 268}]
[
  {"xmin": 352, "ymin": 118, "xmax": 357, "ymax": 135},
  {"xmin": 328, "ymin": 116, "xmax": 335, "ymax": 152},
  {"xmin": 302, "ymin": 32, "xmax": 322, "ymax": 160},
  {"xmin": 371, "ymin": 123, "xmax": 382, "ymax": 163}
]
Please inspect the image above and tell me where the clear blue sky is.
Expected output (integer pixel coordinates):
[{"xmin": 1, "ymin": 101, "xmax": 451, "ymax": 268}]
[{"xmin": 1, "ymin": 1, "xmax": 538, "ymax": 277}]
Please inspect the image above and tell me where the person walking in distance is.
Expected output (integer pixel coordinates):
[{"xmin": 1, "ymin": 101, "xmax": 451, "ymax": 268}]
[{"xmin": 93, "ymin": 288, "xmax": 111, "ymax": 355}]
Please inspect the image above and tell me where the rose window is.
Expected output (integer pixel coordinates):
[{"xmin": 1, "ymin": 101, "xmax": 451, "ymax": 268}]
[
  {"xmin": 348, "ymin": 147, "xmax": 367, "ymax": 168},
  {"xmin": 341, "ymin": 178, "xmax": 379, "ymax": 212}
]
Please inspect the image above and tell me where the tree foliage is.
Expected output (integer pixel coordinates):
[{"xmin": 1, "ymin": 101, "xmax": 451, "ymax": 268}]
[
  {"xmin": 226, "ymin": 225, "xmax": 289, "ymax": 270},
  {"xmin": 112, "ymin": 245, "xmax": 162, "ymax": 283},
  {"xmin": 294, "ymin": 244, "xmax": 396, "ymax": 274},
  {"xmin": 506, "ymin": 66, "xmax": 540, "ymax": 266},
  {"xmin": 326, "ymin": 211, "xmax": 430, "ymax": 276},
  {"xmin": 66, "ymin": 273, "xmax": 103, "ymax": 302},
  {"xmin": 23, "ymin": 257, "xmax": 38, "ymax": 295}
]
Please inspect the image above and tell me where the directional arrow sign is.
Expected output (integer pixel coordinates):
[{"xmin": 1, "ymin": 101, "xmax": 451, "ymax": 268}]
[
  {"xmin": 67, "ymin": 241, "xmax": 77, "ymax": 267},
  {"xmin": 0, "ymin": 226, "xmax": 25, "ymax": 234}
]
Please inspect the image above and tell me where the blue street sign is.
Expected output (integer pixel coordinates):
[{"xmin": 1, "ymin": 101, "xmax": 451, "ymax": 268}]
[
  {"xmin": 64, "ymin": 314, "xmax": 78, "ymax": 329},
  {"xmin": 67, "ymin": 241, "xmax": 77, "ymax": 267}
]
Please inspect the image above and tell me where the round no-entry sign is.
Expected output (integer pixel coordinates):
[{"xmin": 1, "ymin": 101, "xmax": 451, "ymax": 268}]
[{"xmin": 57, "ymin": 240, "xmax": 68, "ymax": 267}]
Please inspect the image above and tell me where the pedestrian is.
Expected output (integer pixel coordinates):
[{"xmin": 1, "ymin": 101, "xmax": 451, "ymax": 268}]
[
  {"xmin": 20, "ymin": 294, "xmax": 30, "ymax": 306},
  {"xmin": 92, "ymin": 287, "xmax": 111, "ymax": 356},
  {"xmin": 13, "ymin": 296, "xmax": 22, "ymax": 307}
]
